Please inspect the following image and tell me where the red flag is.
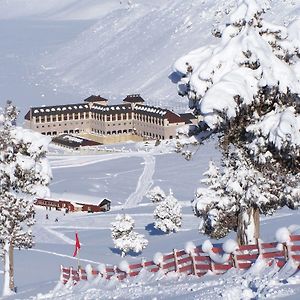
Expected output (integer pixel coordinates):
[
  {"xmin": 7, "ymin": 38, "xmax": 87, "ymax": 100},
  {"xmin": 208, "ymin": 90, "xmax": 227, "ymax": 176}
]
[{"xmin": 73, "ymin": 232, "xmax": 81, "ymax": 257}]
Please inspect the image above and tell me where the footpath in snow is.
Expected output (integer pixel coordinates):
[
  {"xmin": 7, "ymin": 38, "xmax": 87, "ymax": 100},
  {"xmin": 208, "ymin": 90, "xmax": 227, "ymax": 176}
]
[{"xmin": 124, "ymin": 155, "xmax": 155, "ymax": 208}]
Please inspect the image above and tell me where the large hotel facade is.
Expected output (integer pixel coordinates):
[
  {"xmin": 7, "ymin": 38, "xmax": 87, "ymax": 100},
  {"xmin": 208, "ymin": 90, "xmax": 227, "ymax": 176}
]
[{"xmin": 24, "ymin": 94, "xmax": 196, "ymax": 144}]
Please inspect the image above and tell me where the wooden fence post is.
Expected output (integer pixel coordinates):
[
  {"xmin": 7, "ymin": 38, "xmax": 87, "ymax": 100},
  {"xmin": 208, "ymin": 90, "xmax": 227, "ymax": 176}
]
[
  {"xmin": 60, "ymin": 265, "xmax": 64, "ymax": 283},
  {"xmin": 69, "ymin": 267, "xmax": 73, "ymax": 284},
  {"xmin": 209, "ymin": 257, "xmax": 215, "ymax": 273},
  {"xmin": 256, "ymin": 238, "xmax": 263, "ymax": 256},
  {"xmin": 113, "ymin": 265, "xmax": 120, "ymax": 280},
  {"xmin": 190, "ymin": 250, "xmax": 197, "ymax": 275},
  {"xmin": 101, "ymin": 266, "xmax": 107, "ymax": 278},
  {"xmin": 78, "ymin": 267, "xmax": 82, "ymax": 281},
  {"xmin": 282, "ymin": 242, "xmax": 289, "ymax": 261},
  {"xmin": 231, "ymin": 252, "xmax": 239, "ymax": 270},
  {"xmin": 173, "ymin": 249, "xmax": 178, "ymax": 272},
  {"xmin": 141, "ymin": 258, "xmax": 146, "ymax": 269}
]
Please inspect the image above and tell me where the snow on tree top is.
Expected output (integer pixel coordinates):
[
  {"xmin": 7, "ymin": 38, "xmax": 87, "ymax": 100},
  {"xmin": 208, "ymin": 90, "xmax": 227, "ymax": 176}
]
[{"xmin": 174, "ymin": 0, "xmax": 300, "ymax": 130}]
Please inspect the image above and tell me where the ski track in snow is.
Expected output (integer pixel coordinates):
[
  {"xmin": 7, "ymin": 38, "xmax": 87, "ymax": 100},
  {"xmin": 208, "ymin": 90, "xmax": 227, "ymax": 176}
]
[
  {"xmin": 44, "ymin": 227, "xmax": 75, "ymax": 245},
  {"xmin": 50, "ymin": 153, "xmax": 134, "ymax": 169},
  {"xmin": 123, "ymin": 155, "xmax": 155, "ymax": 208},
  {"xmin": 28, "ymin": 249, "xmax": 99, "ymax": 265}
]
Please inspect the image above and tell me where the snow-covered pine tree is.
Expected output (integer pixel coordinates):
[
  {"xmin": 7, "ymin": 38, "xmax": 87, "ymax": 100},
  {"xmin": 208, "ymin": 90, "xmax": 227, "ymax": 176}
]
[
  {"xmin": 153, "ymin": 190, "xmax": 182, "ymax": 233},
  {"xmin": 111, "ymin": 214, "xmax": 148, "ymax": 257},
  {"xmin": 111, "ymin": 214, "xmax": 135, "ymax": 241},
  {"xmin": 173, "ymin": 0, "xmax": 300, "ymax": 244},
  {"xmin": 0, "ymin": 101, "xmax": 52, "ymax": 296},
  {"xmin": 146, "ymin": 186, "xmax": 166, "ymax": 203},
  {"xmin": 193, "ymin": 149, "xmax": 283, "ymax": 244}
]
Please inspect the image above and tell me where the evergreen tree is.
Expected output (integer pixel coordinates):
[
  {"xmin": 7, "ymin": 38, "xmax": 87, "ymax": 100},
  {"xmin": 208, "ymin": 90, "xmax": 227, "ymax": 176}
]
[
  {"xmin": 153, "ymin": 190, "xmax": 182, "ymax": 233},
  {"xmin": 0, "ymin": 101, "xmax": 52, "ymax": 295},
  {"xmin": 193, "ymin": 150, "xmax": 284, "ymax": 244},
  {"xmin": 111, "ymin": 214, "xmax": 148, "ymax": 257},
  {"xmin": 146, "ymin": 186, "xmax": 166, "ymax": 203},
  {"xmin": 173, "ymin": 0, "xmax": 300, "ymax": 244}
]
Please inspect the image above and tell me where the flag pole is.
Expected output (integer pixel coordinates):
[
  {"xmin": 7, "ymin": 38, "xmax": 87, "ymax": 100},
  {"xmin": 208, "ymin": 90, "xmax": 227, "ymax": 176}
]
[
  {"xmin": 77, "ymin": 248, "xmax": 80, "ymax": 270},
  {"xmin": 73, "ymin": 231, "xmax": 81, "ymax": 271}
]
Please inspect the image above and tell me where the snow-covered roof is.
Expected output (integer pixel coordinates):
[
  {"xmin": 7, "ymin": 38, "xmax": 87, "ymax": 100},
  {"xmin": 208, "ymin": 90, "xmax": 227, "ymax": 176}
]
[
  {"xmin": 26, "ymin": 103, "xmax": 89, "ymax": 118},
  {"xmin": 91, "ymin": 103, "xmax": 131, "ymax": 114},
  {"xmin": 123, "ymin": 94, "xmax": 145, "ymax": 103}
]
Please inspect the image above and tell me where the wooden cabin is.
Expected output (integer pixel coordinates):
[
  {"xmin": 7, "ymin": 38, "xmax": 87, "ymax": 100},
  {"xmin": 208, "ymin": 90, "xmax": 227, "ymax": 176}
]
[{"xmin": 34, "ymin": 198, "xmax": 111, "ymax": 213}]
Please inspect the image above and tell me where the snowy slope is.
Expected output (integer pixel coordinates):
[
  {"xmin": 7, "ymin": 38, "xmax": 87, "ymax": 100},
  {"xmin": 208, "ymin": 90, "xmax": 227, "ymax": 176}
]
[
  {"xmin": 0, "ymin": 0, "xmax": 129, "ymax": 20},
  {"xmin": 41, "ymin": 0, "xmax": 226, "ymax": 105},
  {"xmin": 0, "ymin": 0, "xmax": 298, "ymax": 116},
  {"xmin": 40, "ymin": 0, "xmax": 300, "ymax": 106},
  {"xmin": 2, "ymin": 143, "xmax": 300, "ymax": 300}
]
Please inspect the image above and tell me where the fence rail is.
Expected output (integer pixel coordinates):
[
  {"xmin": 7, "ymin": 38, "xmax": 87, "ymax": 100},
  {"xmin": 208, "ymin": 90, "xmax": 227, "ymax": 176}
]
[{"xmin": 60, "ymin": 234, "xmax": 300, "ymax": 285}]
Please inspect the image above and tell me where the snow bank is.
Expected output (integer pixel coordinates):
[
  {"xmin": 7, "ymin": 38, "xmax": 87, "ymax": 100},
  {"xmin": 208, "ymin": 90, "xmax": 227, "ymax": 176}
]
[
  {"xmin": 119, "ymin": 260, "xmax": 130, "ymax": 273},
  {"xmin": 153, "ymin": 252, "xmax": 164, "ymax": 266},
  {"xmin": 276, "ymin": 227, "xmax": 291, "ymax": 243},
  {"xmin": 222, "ymin": 239, "xmax": 238, "ymax": 254},
  {"xmin": 202, "ymin": 240, "xmax": 213, "ymax": 253},
  {"xmin": 185, "ymin": 241, "xmax": 196, "ymax": 255}
]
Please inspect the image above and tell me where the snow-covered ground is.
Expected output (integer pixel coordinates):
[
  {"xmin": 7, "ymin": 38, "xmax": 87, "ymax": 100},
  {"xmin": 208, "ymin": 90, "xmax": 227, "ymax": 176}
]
[
  {"xmin": 0, "ymin": 141, "xmax": 299, "ymax": 299},
  {"xmin": 0, "ymin": 0, "xmax": 300, "ymax": 299}
]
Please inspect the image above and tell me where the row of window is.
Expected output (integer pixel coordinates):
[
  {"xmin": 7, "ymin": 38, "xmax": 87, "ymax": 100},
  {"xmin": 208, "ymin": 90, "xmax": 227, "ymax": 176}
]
[
  {"xmin": 138, "ymin": 131, "xmax": 168, "ymax": 140},
  {"xmin": 91, "ymin": 129, "xmax": 133, "ymax": 135},
  {"xmin": 135, "ymin": 114, "xmax": 164, "ymax": 125},
  {"xmin": 36, "ymin": 122, "xmax": 84, "ymax": 129},
  {"xmin": 34, "ymin": 113, "xmax": 165, "ymax": 125},
  {"xmin": 91, "ymin": 122, "xmax": 132, "ymax": 128},
  {"xmin": 41, "ymin": 129, "xmax": 83, "ymax": 136},
  {"xmin": 93, "ymin": 113, "xmax": 133, "ymax": 121},
  {"xmin": 35, "ymin": 112, "xmax": 89, "ymax": 123},
  {"xmin": 90, "ymin": 129, "xmax": 171, "ymax": 140}
]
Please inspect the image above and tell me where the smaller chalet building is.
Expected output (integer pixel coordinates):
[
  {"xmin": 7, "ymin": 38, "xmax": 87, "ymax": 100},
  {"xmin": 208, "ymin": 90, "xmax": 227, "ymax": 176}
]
[
  {"xmin": 24, "ymin": 94, "xmax": 197, "ymax": 144},
  {"xmin": 35, "ymin": 197, "xmax": 111, "ymax": 213}
]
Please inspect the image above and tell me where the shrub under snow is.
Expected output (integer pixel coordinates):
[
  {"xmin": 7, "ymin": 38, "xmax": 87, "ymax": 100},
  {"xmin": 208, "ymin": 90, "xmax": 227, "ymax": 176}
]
[
  {"xmin": 146, "ymin": 186, "xmax": 166, "ymax": 203},
  {"xmin": 153, "ymin": 191, "xmax": 182, "ymax": 233},
  {"xmin": 111, "ymin": 214, "xmax": 148, "ymax": 257}
]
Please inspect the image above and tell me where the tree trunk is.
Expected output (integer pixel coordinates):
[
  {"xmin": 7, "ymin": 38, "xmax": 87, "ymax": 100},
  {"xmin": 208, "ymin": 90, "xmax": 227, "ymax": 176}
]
[
  {"xmin": 9, "ymin": 243, "xmax": 15, "ymax": 291},
  {"xmin": 2, "ymin": 240, "xmax": 15, "ymax": 296},
  {"xmin": 237, "ymin": 206, "xmax": 260, "ymax": 246}
]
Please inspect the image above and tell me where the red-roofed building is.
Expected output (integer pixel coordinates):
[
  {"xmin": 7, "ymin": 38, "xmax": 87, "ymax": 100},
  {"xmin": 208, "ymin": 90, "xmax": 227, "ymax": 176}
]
[{"xmin": 34, "ymin": 198, "xmax": 111, "ymax": 213}]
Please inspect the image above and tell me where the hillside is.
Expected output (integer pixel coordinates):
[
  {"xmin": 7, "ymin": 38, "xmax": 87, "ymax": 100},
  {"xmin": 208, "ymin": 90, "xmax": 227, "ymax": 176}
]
[
  {"xmin": 41, "ymin": 0, "xmax": 299, "ymax": 106},
  {"xmin": 0, "ymin": 0, "xmax": 129, "ymax": 20},
  {"xmin": 0, "ymin": 0, "xmax": 298, "ymax": 115}
]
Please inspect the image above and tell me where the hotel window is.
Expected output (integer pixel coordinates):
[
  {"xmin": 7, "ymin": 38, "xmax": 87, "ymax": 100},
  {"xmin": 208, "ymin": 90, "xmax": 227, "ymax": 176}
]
[
  {"xmin": 64, "ymin": 115, "xmax": 68, "ymax": 121},
  {"xmin": 47, "ymin": 116, "xmax": 51, "ymax": 122},
  {"xmin": 53, "ymin": 116, "xmax": 57, "ymax": 122},
  {"xmin": 69, "ymin": 114, "xmax": 73, "ymax": 120},
  {"xmin": 74, "ymin": 113, "xmax": 79, "ymax": 120},
  {"xmin": 58, "ymin": 115, "xmax": 62, "ymax": 121},
  {"xmin": 41, "ymin": 117, "xmax": 45, "ymax": 123},
  {"xmin": 80, "ymin": 113, "xmax": 84, "ymax": 119}
]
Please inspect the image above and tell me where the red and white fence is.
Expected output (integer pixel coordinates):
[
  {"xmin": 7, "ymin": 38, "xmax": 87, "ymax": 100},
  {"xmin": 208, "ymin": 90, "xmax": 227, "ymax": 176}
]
[{"xmin": 60, "ymin": 234, "xmax": 300, "ymax": 284}]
